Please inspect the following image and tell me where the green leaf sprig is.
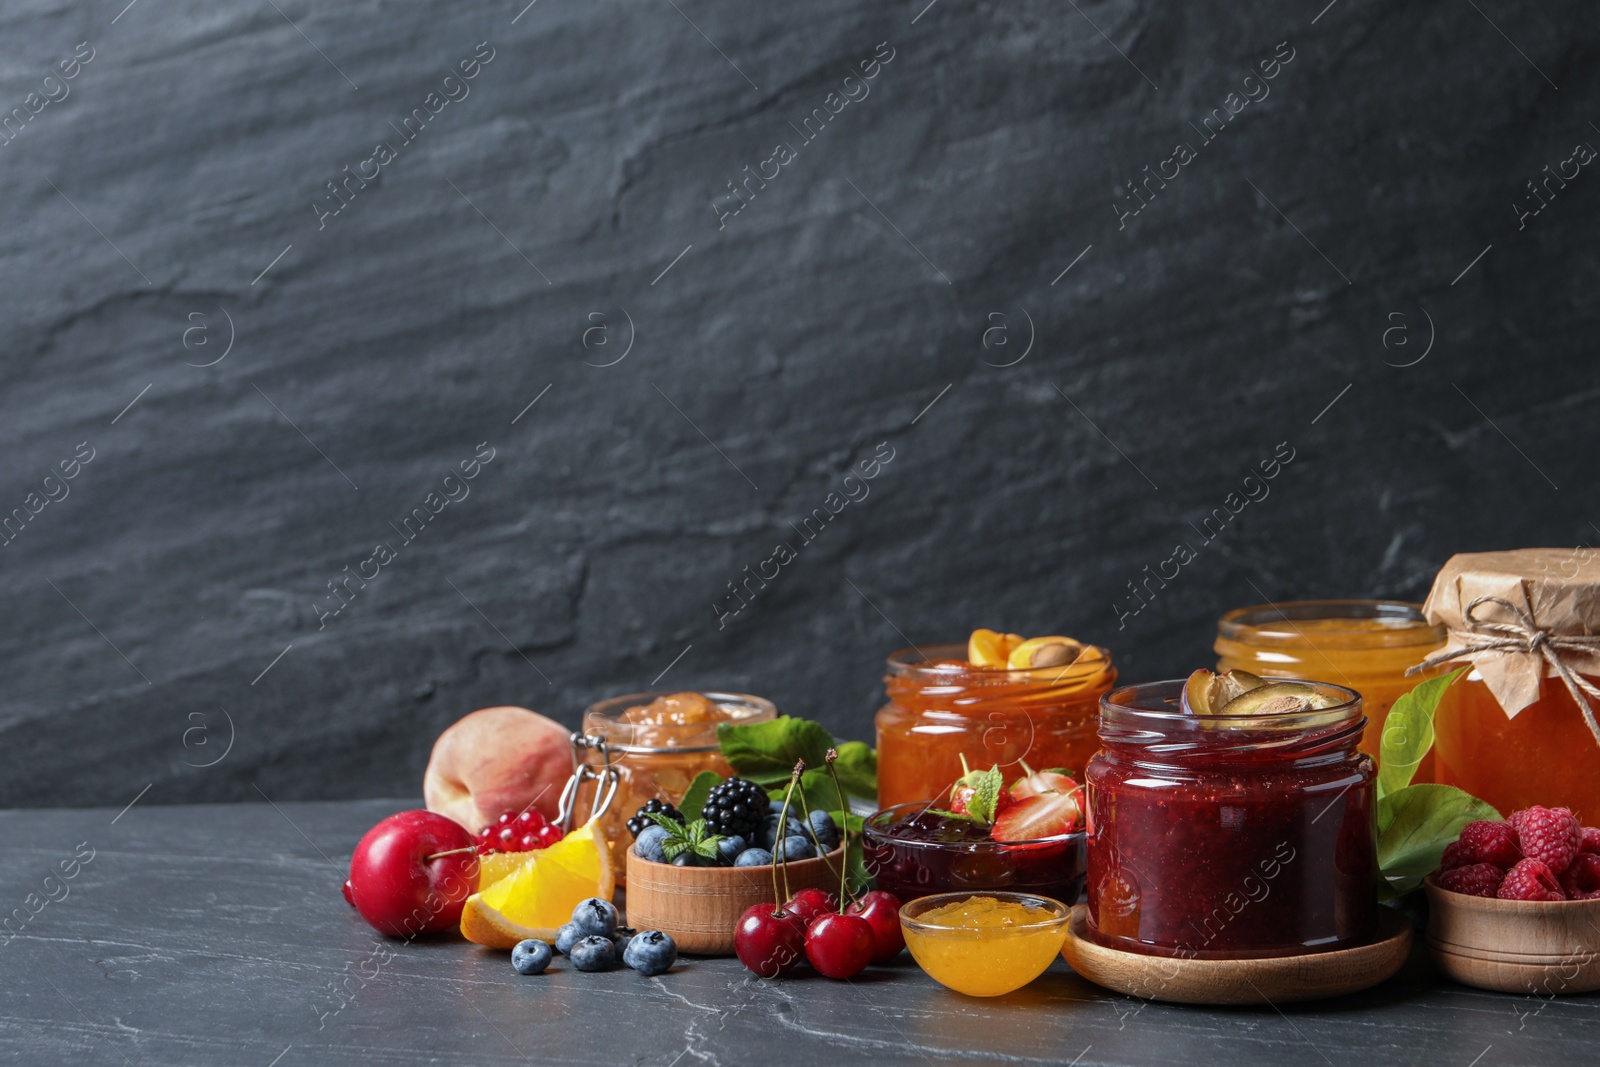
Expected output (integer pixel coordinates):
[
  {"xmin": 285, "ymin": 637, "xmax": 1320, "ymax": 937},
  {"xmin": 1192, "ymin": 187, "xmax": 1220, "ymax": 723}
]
[
  {"xmin": 718, "ymin": 716, "xmax": 877, "ymax": 893},
  {"xmin": 1375, "ymin": 667, "xmax": 1500, "ymax": 897},
  {"xmin": 644, "ymin": 810, "xmax": 726, "ymax": 863}
]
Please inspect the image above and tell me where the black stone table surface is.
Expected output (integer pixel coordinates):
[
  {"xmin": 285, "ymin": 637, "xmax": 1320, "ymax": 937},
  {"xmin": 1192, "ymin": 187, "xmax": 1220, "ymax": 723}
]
[{"xmin": 3, "ymin": 798, "xmax": 1593, "ymax": 1066}]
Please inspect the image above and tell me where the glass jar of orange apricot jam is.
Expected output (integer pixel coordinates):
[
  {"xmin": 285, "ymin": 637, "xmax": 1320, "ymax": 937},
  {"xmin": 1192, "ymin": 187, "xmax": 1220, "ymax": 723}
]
[
  {"xmin": 1214, "ymin": 601, "xmax": 1446, "ymax": 772},
  {"xmin": 1422, "ymin": 550, "xmax": 1600, "ymax": 823},
  {"xmin": 874, "ymin": 643, "xmax": 1116, "ymax": 809},
  {"xmin": 578, "ymin": 691, "xmax": 775, "ymax": 880}
]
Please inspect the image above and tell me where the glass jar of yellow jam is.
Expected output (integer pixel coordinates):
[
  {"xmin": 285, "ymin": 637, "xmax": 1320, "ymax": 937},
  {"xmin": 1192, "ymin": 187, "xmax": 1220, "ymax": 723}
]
[{"xmin": 1215, "ymin": 600, "xmax": 1446, "ymax": 771}]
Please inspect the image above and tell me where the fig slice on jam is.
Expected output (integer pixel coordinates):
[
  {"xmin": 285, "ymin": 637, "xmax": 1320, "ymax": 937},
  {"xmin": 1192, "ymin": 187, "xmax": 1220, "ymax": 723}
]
[
  {"xmin": 1180, "ymin": 668, "xmax": 1265, "ymax": 715},
  {"xmin": 1218, "ymin": 681, "xmax": 1343, "ymax": 717}
]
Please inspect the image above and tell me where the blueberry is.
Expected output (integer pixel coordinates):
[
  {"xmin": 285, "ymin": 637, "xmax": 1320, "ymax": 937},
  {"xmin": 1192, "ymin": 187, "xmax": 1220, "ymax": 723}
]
[
  {"xmin": 671, "ymin": 851, "xmax": 708, "ymax": 867},
  {"xmin": 634, "ymin": 825, "xmax": 670, "ymax": 863},
  {"xmin": 775, "ymin": 835, "xmax": 814, "ymax": 861},
  {"xmin": 716, "ymin": 835, "xmax": 746, "ymax": 865},
  {"xmin": 808, "ymin": 810, "xmax": 839, "ymax": 851},
  {"xmin": 756, "ymin": 813, "xmax": 784, "ymax": 849},
  {"xmin": 569, "ymin": 934, "xmax": 618, "ymax": 972},
  {"xmin": 769, "ymin": 799, "xmax": 787, "ymax": 814},
  {"xmin": 555, "ymin": 921, "xmax": 582, "ymax": 955},
  {"xmin": 511, "ymin": 939, "xmax": 553, "ymax": 975},
  {"xmin": 624, "ymin": 930, "xmax": 678, "ymax": 976},
  {"xmin": 735, "ymin": 848, "xmax": 773, "ymax": 867},
  {"xmin": 571, "ymin": 897, "xmax": 619, "ymax": 938}
]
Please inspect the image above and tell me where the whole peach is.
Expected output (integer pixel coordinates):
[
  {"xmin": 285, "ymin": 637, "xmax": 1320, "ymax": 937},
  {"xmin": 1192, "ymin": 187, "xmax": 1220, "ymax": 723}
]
[{"xmin": 423, "ymin": 706, "xmax": 572, "ymax": 833}]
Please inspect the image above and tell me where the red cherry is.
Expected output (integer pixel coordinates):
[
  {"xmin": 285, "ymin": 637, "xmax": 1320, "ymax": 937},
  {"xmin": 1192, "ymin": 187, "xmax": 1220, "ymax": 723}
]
[
  {"xmin": 846, "ymin": 890, "xmax": 904, "ymax": 962},
  {"xmin": 785, "ymin": 887, "xmax": 838, "ymax": 929},
  {"xmin": 341, "ymin": 879, "xmax": 356, "ymax": 907},
  {"xmin": 536, "ymin": 824, "xmax": 564, "ymax": 848},
  {"xmin": 347, "ymin": 810, "xmax": 478, "ymax": 937},
  {"xmin": 734, "ymin": 903, "xmax": 806, "ymax": 978},
  {"xmin": 804, "ymin": 912, "xmax": 875, "ymax": 979}
]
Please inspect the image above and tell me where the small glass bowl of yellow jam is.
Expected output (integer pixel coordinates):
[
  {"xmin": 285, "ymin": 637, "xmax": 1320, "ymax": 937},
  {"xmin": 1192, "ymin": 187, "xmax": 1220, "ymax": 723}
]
[{"xmin": 899, "ymin": 892, "xmax": 1071, "ymax": 996}]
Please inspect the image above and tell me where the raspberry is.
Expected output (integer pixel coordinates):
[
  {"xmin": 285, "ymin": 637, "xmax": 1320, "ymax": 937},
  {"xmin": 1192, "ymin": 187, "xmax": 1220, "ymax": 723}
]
[
  {"xmin": 1438, "ymin": 840, "xmax": 1472, "ymax": 871},
  {"xmin": 1496, "ymin": 858, "xmax": 1565, "ymax": 901},
  {"xmin": 1512, "ymin": 806, "xmax": 1580, "ymax": 875},
  {"xmin": 1453, "ymin": 820, "xmax": 1522, "ymax": 868},
  {"xmin": 1580, "ymin": 827, "xmax": 1600, "ymax": 855},
  {"xmin": 1558, "ymin": 853, "xmax": 1600, "ymax": 899},
  {"xmin": 1436, "ymin": 862, "xmax": 1505, "ymax": 898}
]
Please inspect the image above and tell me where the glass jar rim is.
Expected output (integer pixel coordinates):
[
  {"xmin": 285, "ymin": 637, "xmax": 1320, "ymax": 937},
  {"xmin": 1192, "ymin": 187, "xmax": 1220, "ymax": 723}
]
[
  {"xmin": 897, "ymin": 890, "xmax": 1071, "ymax": 935},
  {"xmin": 885, "ymin": 642, "xmax": 1113, "ymax": 681},
  {"xmin": 1217, "ymin": 599, "xmax": 1445, "ymax": 646},
  {"xmin": 582, "ymin": 690, "xmax": 775, "ymax": 754},
  {"xmin": 1099, "ymin": 678, "xmax": 1364, "ymax": 755}
]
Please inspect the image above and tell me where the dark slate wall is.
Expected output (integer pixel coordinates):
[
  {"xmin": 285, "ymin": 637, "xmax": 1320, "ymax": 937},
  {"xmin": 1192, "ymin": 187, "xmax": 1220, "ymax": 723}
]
[{"xmin": 2, "ymin": 0, "xmax": 1593, "ymax": 807}]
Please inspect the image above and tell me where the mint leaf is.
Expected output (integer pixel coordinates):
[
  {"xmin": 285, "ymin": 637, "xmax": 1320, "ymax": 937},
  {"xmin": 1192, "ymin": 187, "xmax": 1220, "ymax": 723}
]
[
  {"xmin": 692, "ymin": 835, "xmax": 725, "ymax": 860},
  {"xmin": 1378, "ymin": 668, "xmax": 1466, "ymax": 799},
  {"xmin": 831, "ymin": 741, "xmax": 878, "ymax": 800},
  {"xmin": 645, "ymin": 810, "xmax": 691, "ymax": 837},
  {"xmin": 718, "ymin": 716, "xmax": 834, "ymax": 787},
  {"xmin": 677, "ymin": 771, "xmax": 722, "ymax": 822},
  {"xmin": 662, "ymin": 838, "xmax": 689, "ymax": 861},
  {"xmin": 1377, "ymin": 783, "xmax": 1502, "ymax": 895},
  {"xmin": 965, "ymin": 765, "xmax": 1005, "ymax": 824}
]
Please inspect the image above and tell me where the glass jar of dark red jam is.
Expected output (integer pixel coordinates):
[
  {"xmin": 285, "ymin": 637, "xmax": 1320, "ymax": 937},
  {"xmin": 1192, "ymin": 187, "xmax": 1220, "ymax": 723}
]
[{"xmin": 1084, "ymin": 679, "xmax": 1377, "ymax": 959}]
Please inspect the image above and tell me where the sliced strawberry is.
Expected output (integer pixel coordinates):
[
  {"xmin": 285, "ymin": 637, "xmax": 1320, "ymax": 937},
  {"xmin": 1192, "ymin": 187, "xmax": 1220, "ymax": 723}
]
[
  {"xmin": 1009, "ymin": 765, "xmax": 1078, "ymax": 802},
  {"xmin": 991, "ymin": 789, "xmax": 1082, "ymax": 841}
]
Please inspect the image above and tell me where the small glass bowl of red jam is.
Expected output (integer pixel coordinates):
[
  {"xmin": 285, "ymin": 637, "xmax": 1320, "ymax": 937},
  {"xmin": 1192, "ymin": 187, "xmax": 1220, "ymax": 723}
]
[
  {"xmin": 863, "ymin": 803, "xmax": 1086, "ymax": 904},
  {"xmin": 1084, "ymin": 679, "xmax": 1377, "ymax": 960}
]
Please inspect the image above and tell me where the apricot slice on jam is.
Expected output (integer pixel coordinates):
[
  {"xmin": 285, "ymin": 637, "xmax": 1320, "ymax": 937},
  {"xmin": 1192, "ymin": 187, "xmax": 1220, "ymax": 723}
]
[
  {"xmin": 1006, "ymin": 637, "xmax": 1083, "ymax": 670},
  {"xmin": 968, "ymin": 629, "xmax": 1025, "ymax": 668},
  {"xmin": 1181, "ymin": 668, "xmax": 1266, "ymax": 715}
]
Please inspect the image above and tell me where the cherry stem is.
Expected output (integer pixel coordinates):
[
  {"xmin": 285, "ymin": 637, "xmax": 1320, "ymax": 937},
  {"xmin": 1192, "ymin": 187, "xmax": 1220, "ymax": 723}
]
[
  {"xmin": 423, "ymin": 846, "xmax": 477, "ymax": 862},
  {"xmin": 822, "ymin": 748, "xmax": 855, "ymax": 908},
  {"xmin": 772, "ymin": 760, "xmax": 804, "ymax": 909}
]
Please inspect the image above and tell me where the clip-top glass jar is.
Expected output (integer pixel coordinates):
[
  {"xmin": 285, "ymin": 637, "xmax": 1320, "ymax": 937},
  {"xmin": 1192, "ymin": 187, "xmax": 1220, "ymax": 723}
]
[
  {"xmin": 874, "ymin": 643, "xmax": 1116, "ymax": 809},
  {"xmin": 1215, "ymin": 600, "xmax": 1446, "ymax": 772},
  {"xmin": 1084, "ymin": 679, "xmax": 1377, "ymax": 959},
  {"xmin": 578, "ymin": 691, "xmax": 774, "ymax": 881}
]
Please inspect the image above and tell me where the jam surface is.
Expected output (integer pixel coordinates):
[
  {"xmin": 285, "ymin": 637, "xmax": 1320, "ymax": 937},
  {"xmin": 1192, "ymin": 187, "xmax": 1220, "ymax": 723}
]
[{"xmin": 864, "ymin": 806, "xmax": 1085, "ymax": 904}]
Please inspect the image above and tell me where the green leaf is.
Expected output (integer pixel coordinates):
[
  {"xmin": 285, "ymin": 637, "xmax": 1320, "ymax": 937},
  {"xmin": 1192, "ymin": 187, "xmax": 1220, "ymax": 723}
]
[
  {"xmin": 662, "ymin": 838, "xmax": 689, "ymax": 861},
  {"xmin": 677, "ymin": 771, "xmax": 722, "ymax": 822},
  {"xmin": 965, "ymin": 765, "xmax": 1005, "ymax": 824},
  {"xmin": 645, "ymin": 810, "xmax": 691, "ymax": 839},
  {"xmin": 718, "ymin": 716, "xmax": 835, "ymax": 786},
  {"xmin": 692, "ymin": 835, "xmax": 725, "ymax": 860},
  {"xmin": 831, "ymin": 741, "xmax": 878, "ymax": 800},
  {"xmin": 1377, "ymin": 668, "xmax": 1466, "ymax": 799},
  {"xmin": 1377, "ymin": 783, "xmax": 1502, "ymax": 895}
]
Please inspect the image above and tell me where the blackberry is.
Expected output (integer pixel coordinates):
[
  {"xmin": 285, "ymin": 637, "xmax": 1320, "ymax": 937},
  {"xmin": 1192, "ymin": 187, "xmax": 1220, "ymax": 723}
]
[
  {"xmin": 701, "ymin": 777, "xmax": 768, "ymax": 842},
  {"xmin": 627, "ymin": 798, "xmax": 685, "ymax": 838}
]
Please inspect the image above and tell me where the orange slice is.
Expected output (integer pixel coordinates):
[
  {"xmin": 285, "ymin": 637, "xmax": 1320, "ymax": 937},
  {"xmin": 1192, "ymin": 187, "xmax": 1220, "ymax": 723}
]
[{"xmin": 460, "ymin": 820, "xmax": 614, "ymax": 949}]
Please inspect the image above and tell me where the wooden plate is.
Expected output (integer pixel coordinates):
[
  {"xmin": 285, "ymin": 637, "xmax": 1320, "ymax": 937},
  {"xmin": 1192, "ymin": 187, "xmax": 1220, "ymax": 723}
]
[
  {"xmin": 1424, "ymin": 876, "xmax": 1600, "ymax": 994},
  {"xmin": 1060, "ymin": 904, "xmax": 1413, "ymax": 1005}
]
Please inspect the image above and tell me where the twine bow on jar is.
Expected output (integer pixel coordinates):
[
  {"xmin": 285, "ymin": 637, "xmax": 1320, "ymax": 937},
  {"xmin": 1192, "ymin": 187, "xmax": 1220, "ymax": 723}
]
[{"xmin": 1408, "ymin": 595, "xmax": 1600, "ymax": 747}]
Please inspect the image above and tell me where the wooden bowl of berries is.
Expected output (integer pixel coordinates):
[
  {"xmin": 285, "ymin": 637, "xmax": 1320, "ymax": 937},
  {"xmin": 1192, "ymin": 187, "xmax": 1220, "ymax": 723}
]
[
  {"xmin": 1424, "ymin": 805, "xmax": 1600, "ymax": 994},
  {"xmin": 622, "ymin": 776, "xmax": 849, "ymax": 955}
]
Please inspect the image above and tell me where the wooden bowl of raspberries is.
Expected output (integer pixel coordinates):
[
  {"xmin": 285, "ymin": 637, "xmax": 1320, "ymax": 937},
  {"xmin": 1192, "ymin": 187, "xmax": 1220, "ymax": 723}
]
[{"xmin": 1424, "ymin": 805, "xmax": 1600, "ymax": 994}]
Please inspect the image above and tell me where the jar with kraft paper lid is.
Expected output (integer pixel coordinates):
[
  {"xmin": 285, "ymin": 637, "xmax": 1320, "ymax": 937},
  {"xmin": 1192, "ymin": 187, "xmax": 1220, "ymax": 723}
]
[{"xmin": 1420, "ymin": 549, "xmax": 1600, "ymax": 823}]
